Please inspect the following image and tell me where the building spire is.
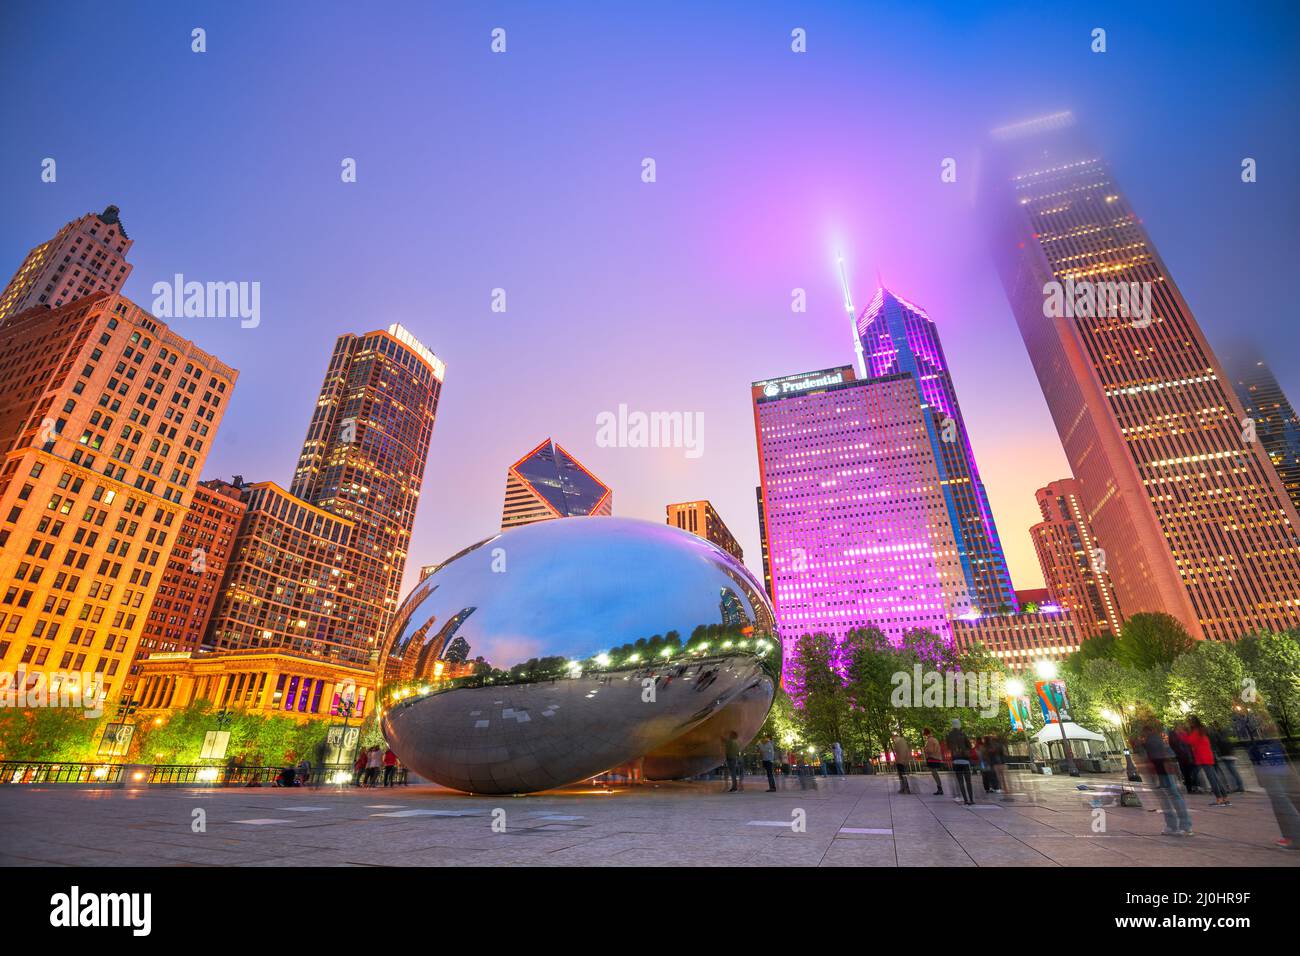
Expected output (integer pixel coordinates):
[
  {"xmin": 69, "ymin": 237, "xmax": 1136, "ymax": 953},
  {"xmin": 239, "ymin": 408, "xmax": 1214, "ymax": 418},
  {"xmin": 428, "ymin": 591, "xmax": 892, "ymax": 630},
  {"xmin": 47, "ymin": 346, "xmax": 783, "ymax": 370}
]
[{"xmin": 836, "ymin": 250, "xmax": 867, "ymax": 377}]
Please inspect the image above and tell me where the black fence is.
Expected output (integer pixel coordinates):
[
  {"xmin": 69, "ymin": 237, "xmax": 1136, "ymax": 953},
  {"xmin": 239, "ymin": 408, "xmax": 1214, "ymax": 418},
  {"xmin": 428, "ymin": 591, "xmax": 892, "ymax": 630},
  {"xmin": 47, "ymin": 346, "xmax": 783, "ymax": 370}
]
[{"xmin": 0, "ymin": 761, "xmax": 126, "ymax": 785}]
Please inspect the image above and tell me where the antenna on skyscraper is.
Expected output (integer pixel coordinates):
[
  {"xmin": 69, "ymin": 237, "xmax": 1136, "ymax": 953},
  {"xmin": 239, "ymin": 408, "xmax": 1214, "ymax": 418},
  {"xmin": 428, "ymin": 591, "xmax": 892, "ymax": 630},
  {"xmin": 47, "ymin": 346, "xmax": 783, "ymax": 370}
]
[{"xmin": 837, "ymin": 250, "xmax": 867, "ymax": 377}]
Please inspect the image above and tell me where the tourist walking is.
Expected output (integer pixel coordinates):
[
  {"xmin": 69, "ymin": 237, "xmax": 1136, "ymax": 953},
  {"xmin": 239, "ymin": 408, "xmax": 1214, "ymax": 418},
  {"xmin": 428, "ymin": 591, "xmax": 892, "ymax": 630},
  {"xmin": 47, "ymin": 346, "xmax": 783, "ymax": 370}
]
[
  {"xmin": 891, "ymin": 727, "xmax": 912, "ymax": 794},
  {"xmin": 946, "ymin": 719, "xmax": 975, "ymax": 805},
  {"xmin": 1249, "ymin": 732, "xmax": 1300, "ymax": 849},
  {"xmin": 922, "ymin": 727, "xmax": 944, "ymax": 795},
  {"xmin": 1209, "ymin": 723, "xmax": 1245, "ymax": 792},
  {"xmin": 1168, "ymin": 724, "xmax": 1199, "ymax": 793},
  {"xmin": 353, "ymin": 750, "xmax": 368, "ymax": 787},
  {"xmin": 989, "ymin": 733, "xmax": 1013, "ymax": 799},
  {"xmin": 832, "ymin": 741, "xmax": 845, "ymax": 776},
  {"xmin": 1185, "ymin": 715, "xmax": 1231, "ymax": 806},
  {"xmin": 760, "ymin": 736, "xmax": 778, "ymax": 791},
  {"xmin": 365, "ymin": 745, "xmax": 383, "ymax": 787},
  {"xmin": 382, "ymin": 747, "xmax": 399, "ymax": 787},
  {"xmin": 725, "ymin": 731, "xmax": 743, "ymax": 792},
  {"xmin": 1132, "ymin": 710, "xmax": 1193, "ymax": 837}
]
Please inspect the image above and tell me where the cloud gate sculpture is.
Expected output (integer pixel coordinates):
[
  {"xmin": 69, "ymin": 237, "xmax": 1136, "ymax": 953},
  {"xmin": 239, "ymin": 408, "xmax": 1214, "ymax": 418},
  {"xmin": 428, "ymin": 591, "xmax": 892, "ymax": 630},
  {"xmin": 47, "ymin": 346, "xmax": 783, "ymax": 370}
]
[{"xmin": 376, "ymin": 517, "xmax": 778, "ymax": 794}]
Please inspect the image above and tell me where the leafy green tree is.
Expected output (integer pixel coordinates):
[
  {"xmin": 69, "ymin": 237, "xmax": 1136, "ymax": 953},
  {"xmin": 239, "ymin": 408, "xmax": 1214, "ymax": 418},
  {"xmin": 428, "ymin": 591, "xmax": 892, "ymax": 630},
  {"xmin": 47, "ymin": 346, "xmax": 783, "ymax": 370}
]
[
  {"xmin": 786, "ymin": 632, "xmax": 851, "ymax": 754},
  {"xmin": 756, "ymin": 686, "xmax": 802, "ymax": 753},
  {"xmin": 1115, "ymin": 613, "xmax": 1194, "ymax": 671},
  {"xmin": 1166, "ymin": 640, "xmax": 1244, "ymax": 727},
  {"xmin": 0, "ymin": 707, "xmax": 107, "ymax": 761},
  {"xmin": 1236, "ymin": 631, "xmax": 1300, "ymax": 739},
  {"xmin": 841, "ymin": 627, "xmax": 903, "ymax": 758}
]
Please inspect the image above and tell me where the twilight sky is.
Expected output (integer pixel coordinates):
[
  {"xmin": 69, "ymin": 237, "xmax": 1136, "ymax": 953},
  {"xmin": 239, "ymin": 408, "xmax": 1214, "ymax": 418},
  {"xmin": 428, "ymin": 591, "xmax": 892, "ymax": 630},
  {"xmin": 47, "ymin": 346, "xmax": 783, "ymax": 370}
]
[{"xmin": 4, "ymin": 1, "xmax": 1298, "ymax": 599}]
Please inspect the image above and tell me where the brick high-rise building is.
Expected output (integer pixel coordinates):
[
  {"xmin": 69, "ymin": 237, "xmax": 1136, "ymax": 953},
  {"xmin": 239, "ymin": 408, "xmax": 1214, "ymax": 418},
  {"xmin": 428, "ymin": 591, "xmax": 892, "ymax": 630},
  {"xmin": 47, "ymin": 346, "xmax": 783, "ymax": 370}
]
[
  {"xmin": 666, "ymin": 500, "xmax": 743, "ymax": 562},
  {"xmin": 0, "ymin": 291, "xmax": 236, "ymax": 703},
  {"xmin": 500, "ymin": 438, "xmax": 612, "ymax": 530},
  {"xmin": 1029, "ymin": 478, "xmax": 1123, "ymax": 639},
  {"xmin": 0, "ymin": 206, "xmax": 133, "ymax": 321},
  {"xmin": 126, "ymin": 478, "xmax": 247, "ymax": 694},
  {"xmin": 289, "ymin": 324, "xmax": 444, "ymax": 644},
  {"xmin": 203, "ymin": 481, "xmax": 375, "ymax": 665},
  {"xmin": 981, "ymin": 112, "xmax": 1300, "ymax": 641}
]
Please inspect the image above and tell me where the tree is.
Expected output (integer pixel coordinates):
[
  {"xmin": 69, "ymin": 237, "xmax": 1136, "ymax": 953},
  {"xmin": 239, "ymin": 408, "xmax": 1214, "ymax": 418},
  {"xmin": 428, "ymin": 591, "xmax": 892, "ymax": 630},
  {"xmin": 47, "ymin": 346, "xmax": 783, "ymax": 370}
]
[
  {"xmin": 0, "ymin": 707, "xmax": 107, "ymax": 762},
  {"xmin": 841, "ymin": 627, "xmax": 904, "ymax": 759},
  {"xmin": 1166, "ymin": 640, "xmax": 1244, "ymax": 727},
  {"xmin": 1115, "ymin": 613, "xmax": 1194, "ymax": 671},
  {"xmin": 1236, "ymin": 631, "xmax": 1300, "ymax": 739},
  {"xmin": 786, "ymin": 633, "xmax": 851, "ymax": 754},
  {"xmin": 756, "ymin": 686, "xmax": 802, "ymax": 753}
]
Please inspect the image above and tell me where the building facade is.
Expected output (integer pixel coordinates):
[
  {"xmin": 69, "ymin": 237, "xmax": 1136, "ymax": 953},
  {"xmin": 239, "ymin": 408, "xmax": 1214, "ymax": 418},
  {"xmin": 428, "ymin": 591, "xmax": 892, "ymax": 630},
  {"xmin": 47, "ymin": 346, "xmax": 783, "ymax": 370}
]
[
  {"xmin": 0, "ymin": 292, "xmax": 236, "ymax": 704},
  {"xmin": 500, "ymin": 438, "xmax": 612, "ymax": 530},
  {"xmin": 753, "ymin": 365, "xmax": 977, "ymax": 664},
  {"xmin": 135, "ymin": 648, "xmax": 376, "ymax": 723},
  {"xmin": 289, "ymin": 324, "xmax": 444, "ymax": 644},
  {"xmin": 666, "ymin": 500, "xmax": 743, "ymax": 562},
  {"xmin": 0, "ymin": 206, "xmax": 133, "ymax": 322},
  {"xmin": 755, "ymin": 486, "xmax": 773, "ymax": 601},
  {"xmin": 951, "ymin": 608, "xmax": 1085, "ymax": 671},
  {"xmin": 855, "ymin": 287, "xmax": 1018, "ymax": 613},
  {"xmin": 126, "ymin": 478, "xmax": 247, "ymax": 695},
  {"xmin": 202, "ymin": 481, "xmax": 376, "ymax": 665},
  {"xmin": 1224, "ymin": 351, "xmax": 1300, "ymax": 517},
  {"xmin": 1029, "ymin": 477, "xmax": 1123, "ymax": 639},
  {"xmin": 981, "ymin": 111, "xmax": 1300, "ymax": 640}
]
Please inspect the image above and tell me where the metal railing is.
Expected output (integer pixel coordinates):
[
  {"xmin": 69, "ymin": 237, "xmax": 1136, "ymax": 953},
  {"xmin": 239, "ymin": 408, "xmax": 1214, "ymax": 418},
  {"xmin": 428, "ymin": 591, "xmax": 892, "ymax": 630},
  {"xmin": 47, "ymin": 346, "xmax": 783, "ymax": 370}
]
[
  {"xmin": 148, "ymin": 764, "xmax": 410, "ymax": 787},
  {"xmin": 0, "ymin": 761, "xmax": 125, "ymax": 785}
]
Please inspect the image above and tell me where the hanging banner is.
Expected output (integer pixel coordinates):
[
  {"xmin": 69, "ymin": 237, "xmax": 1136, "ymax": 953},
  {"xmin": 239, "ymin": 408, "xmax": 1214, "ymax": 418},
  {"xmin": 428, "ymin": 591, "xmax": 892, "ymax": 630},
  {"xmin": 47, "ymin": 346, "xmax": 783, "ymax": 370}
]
[
  {"xmin": 1006, "ymin": 696, "xmax": 1032, "ymax": 732},
  {"xmin": 1035, "ymin": 679, "xmax": 1071, "ymax": 724}
]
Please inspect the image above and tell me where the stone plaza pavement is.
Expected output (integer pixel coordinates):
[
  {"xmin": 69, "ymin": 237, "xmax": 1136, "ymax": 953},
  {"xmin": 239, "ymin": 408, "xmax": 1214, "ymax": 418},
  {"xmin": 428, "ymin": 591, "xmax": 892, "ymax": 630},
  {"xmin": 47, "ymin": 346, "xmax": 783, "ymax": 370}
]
[{"xmin": 1, "ymin": 770, "xmax": 1297, "ymax": 867}]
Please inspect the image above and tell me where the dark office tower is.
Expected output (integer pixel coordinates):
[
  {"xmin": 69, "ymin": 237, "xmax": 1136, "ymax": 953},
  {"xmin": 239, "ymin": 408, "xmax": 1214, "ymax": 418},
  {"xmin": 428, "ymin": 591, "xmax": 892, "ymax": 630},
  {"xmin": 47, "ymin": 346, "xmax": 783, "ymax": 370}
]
[
  {"xmin": 290, "ymin": 325, "xmax": 444, "ymax": 646},
  {"xmin": 0, "ymin": 206, "xmax": 133, "ymax": 321},
  {"xmin": 981, "ymin": 111, "xmax": 1300, "ymax": 640},
  {"xmin": 500, "ymin": 438, "xmax": 612, "ymax": 530},
  {"xmin": 755, "ymin": 486, "xmax": 773, "ymax": 601},
  {"xmin": 853, "ymin": 287, "xmax": 1019, "ymax": 613},
  {"xmin": 1223, "ymin": 350, "xmax": 1300, "ymax": 516}
]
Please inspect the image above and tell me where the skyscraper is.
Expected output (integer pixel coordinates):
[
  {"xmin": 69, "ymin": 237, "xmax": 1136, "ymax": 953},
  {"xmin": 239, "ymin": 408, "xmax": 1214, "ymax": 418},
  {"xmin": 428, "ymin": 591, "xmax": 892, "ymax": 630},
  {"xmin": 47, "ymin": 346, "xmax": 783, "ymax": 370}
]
[
  {"xmin": 753, "ymin": 365, "xmax": 977, "ymax": 664},
  {"xmin": 755, "ymin": 486, "xmax": 773, "ymax": 601},
  {"xmin": 666, "ymin": 500, "xmax": 743, "ymax": 562},
  {"xmin": 290, "ymin": 324, "xmax": 444, "ymax": 639},
  {"xmin": 1029, "ymin": 478, "xmax": 1123, "ymax": 639},
  {"xmin": 854, "ymin": 287, "xmax": 1019, "ymax": 613},
  {"xmin": 126, "ymin": 478, "xmax": 247, "ymax": 694},
  {"xmin": 0, "ymin": 291, "xmax": 236, "ymax": 702},
  {"xmin": 0, "ymin": 206, "xmax": 133, "ymax": 321},
  {"xmin": 981, "ymin": 111, "xmax": 1300, "ymax": 641},
  {"xmin": 500, "ymin": 438, "xmax": 612, "ymax": 530},
  {"xmin": 1223, "ymin": 350, "xmax": 1300, "ymax": 516}
]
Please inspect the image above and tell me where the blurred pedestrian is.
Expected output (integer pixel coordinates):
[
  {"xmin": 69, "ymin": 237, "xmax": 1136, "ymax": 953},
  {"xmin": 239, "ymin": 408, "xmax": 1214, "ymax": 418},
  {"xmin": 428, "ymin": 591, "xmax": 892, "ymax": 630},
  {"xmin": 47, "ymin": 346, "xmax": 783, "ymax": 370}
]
[
  {"xmin": 946, "ymin": 719, "xmax": 975, "ymax": 805},
  {"xmin": 922, "ymin": 727, "xmax": 944, "ymax": 796},
  {"xmin": 725, "ymin": 731, "xmax": 743, "ymax": 792},
  {"xmin": 832, "ymin": 741, "xmax": 844, "ymax": 776},
  {"xmin": 989, "ymin": 734, "xmax": 1013, "ymax": 799},
  {"xmin": 352, "ymin": 750, "xmax": 367, "ymax": 787},
  {"xmin": 1208, "ymin": 723, "xmax": 1245, "ymax": 793},
  {"xmin": 1249, "ymin": 732, "xmax": 1300, "ymax": 850},
  {"xmin": 382, "ymin": 747, "xmax": 398, "ymax": 787},
  {"xmin": 365, "ymin": 745, "xmax": 382, "ymax": 787},
  {"xmin": 1185, "ymin": 715, "xmax": 1230, "ymax": 806},
  {"xmin": 759, "ymin": 736, "xmax": 778, "ymax": 791},
  {"xmin": 891, "ymin": 727, "xmax": 912, "ymax": 794},
  {"xmin": 1168, "ymin": 723, "xmax": 1199, "ymax": 793},
  {"xmin": 1132, "ymin": 710, "xmax": 1192, "ymax": 837}
]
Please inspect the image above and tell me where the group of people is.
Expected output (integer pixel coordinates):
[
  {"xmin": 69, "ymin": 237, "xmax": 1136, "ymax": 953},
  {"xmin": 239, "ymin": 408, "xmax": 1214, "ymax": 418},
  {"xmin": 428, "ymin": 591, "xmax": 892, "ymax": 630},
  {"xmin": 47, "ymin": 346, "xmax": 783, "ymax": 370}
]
[
  {"xmin": 352, "ymin": 745, "xmax": 402, "ymax": 787},
  {"xmin": 890, "ymin": 720, "xmax": 1011, "ymax": 805}
]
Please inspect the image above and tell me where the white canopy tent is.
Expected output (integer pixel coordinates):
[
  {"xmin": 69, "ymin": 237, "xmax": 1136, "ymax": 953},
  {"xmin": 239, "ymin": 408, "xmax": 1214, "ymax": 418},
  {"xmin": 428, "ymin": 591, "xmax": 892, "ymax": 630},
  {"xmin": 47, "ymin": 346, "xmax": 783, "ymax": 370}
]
[{"xmin": 1032, "ymin": 721, "xmax": 1107, "ymax": 756}]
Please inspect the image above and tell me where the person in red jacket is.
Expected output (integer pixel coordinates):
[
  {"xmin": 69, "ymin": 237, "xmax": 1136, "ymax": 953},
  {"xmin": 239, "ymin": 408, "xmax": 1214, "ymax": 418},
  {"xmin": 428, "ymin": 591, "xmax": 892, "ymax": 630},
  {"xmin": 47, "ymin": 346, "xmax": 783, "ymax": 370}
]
[
  {"xmin": 1186, "ymin": 715, "xmax": 1231, "ymax": 806},
  {"xmin": 382, "ymin": 747, "xmax": 399, "ymax": 788}
]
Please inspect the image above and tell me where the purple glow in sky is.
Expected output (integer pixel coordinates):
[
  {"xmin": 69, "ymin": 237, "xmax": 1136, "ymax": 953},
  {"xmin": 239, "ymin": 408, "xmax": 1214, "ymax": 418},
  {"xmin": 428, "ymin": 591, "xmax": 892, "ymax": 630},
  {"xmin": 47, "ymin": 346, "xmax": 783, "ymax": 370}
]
[{"xmin": 4, "ymin": 2, "xmax": 1298, "ymax": 603}]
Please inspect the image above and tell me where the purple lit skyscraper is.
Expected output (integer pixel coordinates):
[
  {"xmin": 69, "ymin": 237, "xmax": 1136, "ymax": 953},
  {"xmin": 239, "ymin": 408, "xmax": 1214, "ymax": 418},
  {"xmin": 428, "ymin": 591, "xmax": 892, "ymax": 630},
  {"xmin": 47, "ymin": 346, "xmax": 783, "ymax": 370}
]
[
  {"xmin": 752, "ymin": 365, "xmax": 979, "ymax": 666},
  {"xmin": 854, "ymin": 288, "xmax": 1018, "ymax": 614}
]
